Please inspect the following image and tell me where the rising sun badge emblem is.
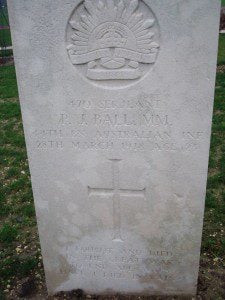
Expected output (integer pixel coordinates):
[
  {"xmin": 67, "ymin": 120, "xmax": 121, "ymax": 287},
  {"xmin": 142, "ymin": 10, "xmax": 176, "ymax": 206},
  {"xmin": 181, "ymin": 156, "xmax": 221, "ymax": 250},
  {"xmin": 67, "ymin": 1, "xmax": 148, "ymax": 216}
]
[{"xmin": 66, "ymin": 0, "xmax": 160, "ymax": 87}]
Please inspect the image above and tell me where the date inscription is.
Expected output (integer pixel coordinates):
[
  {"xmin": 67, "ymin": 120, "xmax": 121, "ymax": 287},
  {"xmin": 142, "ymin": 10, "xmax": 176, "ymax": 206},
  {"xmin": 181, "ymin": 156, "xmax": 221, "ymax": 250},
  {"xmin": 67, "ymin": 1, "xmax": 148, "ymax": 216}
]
[{"xmin": 31, "ymin": 95, "xmax": 206, "ymax": 152}]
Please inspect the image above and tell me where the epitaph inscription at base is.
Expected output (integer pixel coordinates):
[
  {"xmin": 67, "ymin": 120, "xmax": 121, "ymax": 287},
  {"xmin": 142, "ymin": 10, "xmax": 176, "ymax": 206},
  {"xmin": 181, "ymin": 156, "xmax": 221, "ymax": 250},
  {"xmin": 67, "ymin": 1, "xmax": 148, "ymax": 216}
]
[{"xmin": 8, "ymin": 0, "xmax": 221, "ymax": 296}]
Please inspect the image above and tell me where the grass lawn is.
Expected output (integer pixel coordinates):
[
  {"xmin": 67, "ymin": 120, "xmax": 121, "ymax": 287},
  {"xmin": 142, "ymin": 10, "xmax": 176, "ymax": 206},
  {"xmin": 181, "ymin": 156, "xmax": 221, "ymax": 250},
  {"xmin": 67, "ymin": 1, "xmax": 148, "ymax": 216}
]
[
  {"xmin": 0, "ymin": 29, "xmax": 12, "ymax": 47},
  {"xmin": 0, "ymin": 8, "xmax": 11, "ymax": 47},
  {"xmin": 0, "ymin": 8, "xmax": 9, "ymax": 27},
  {"xmin": 218, "ymin": 34, "xmax": 225, "ymax": 65},
  {"xmin": 0, "ymin": 66, "xmax": 42, "ymax": 299},
  {"xmin": 222, "ymin": 0, "xmax": 225, "ymax": 6},
  {"xmin": 0, "ymin": 40, "xmax": 225, "ymax": 299}
]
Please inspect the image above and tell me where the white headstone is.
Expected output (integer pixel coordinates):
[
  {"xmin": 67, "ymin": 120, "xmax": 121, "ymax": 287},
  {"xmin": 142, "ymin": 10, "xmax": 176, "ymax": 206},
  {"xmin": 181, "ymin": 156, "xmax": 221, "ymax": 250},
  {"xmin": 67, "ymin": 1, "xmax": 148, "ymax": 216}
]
[{"xmin": 8, "ymin": 0, "xmax": 220, "ymax": 296}]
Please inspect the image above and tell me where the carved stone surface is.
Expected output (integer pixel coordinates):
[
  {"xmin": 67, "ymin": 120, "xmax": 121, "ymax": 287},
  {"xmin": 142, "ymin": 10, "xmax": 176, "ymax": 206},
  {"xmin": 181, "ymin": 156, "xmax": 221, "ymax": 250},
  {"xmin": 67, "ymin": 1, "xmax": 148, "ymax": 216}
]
[
  {"xmin": 66, "ymin": 0, "xmax": 160, "ymax": 88},
  {"xmin": 8, "ymin": 0, "xmax": 220, "ymax": 297}
]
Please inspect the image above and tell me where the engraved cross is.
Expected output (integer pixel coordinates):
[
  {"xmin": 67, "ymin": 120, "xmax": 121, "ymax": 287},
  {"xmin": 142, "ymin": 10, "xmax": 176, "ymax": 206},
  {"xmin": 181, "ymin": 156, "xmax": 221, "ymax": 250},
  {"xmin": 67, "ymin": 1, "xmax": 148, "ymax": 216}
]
[{"xmin": 88, "ymin": 159, "xmax": 146, "ymax": 242}]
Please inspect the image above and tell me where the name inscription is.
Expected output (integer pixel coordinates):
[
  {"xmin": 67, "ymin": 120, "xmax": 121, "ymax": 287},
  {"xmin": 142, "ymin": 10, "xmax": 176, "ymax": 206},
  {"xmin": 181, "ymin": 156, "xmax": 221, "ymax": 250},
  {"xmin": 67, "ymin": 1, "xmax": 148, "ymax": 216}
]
[{"xmin": 31, "ymin": 95, "xmax": 206, "ymax": 152}]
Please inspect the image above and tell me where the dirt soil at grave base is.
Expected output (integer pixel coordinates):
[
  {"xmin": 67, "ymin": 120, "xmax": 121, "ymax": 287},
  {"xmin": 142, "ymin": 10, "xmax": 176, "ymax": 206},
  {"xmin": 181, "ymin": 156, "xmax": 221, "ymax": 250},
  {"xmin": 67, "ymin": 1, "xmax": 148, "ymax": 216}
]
[{"xmin": 5, "ymin": 257, "xmax": 225, "ymax": 300}]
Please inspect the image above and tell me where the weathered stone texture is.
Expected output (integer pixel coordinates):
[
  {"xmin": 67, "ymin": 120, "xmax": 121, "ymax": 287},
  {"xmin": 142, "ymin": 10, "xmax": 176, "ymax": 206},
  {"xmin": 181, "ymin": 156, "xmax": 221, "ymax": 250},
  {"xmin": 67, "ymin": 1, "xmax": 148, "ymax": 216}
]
[{"xmin": 8, "ymin": 0, "xmax": 220, "ymax": 296}]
